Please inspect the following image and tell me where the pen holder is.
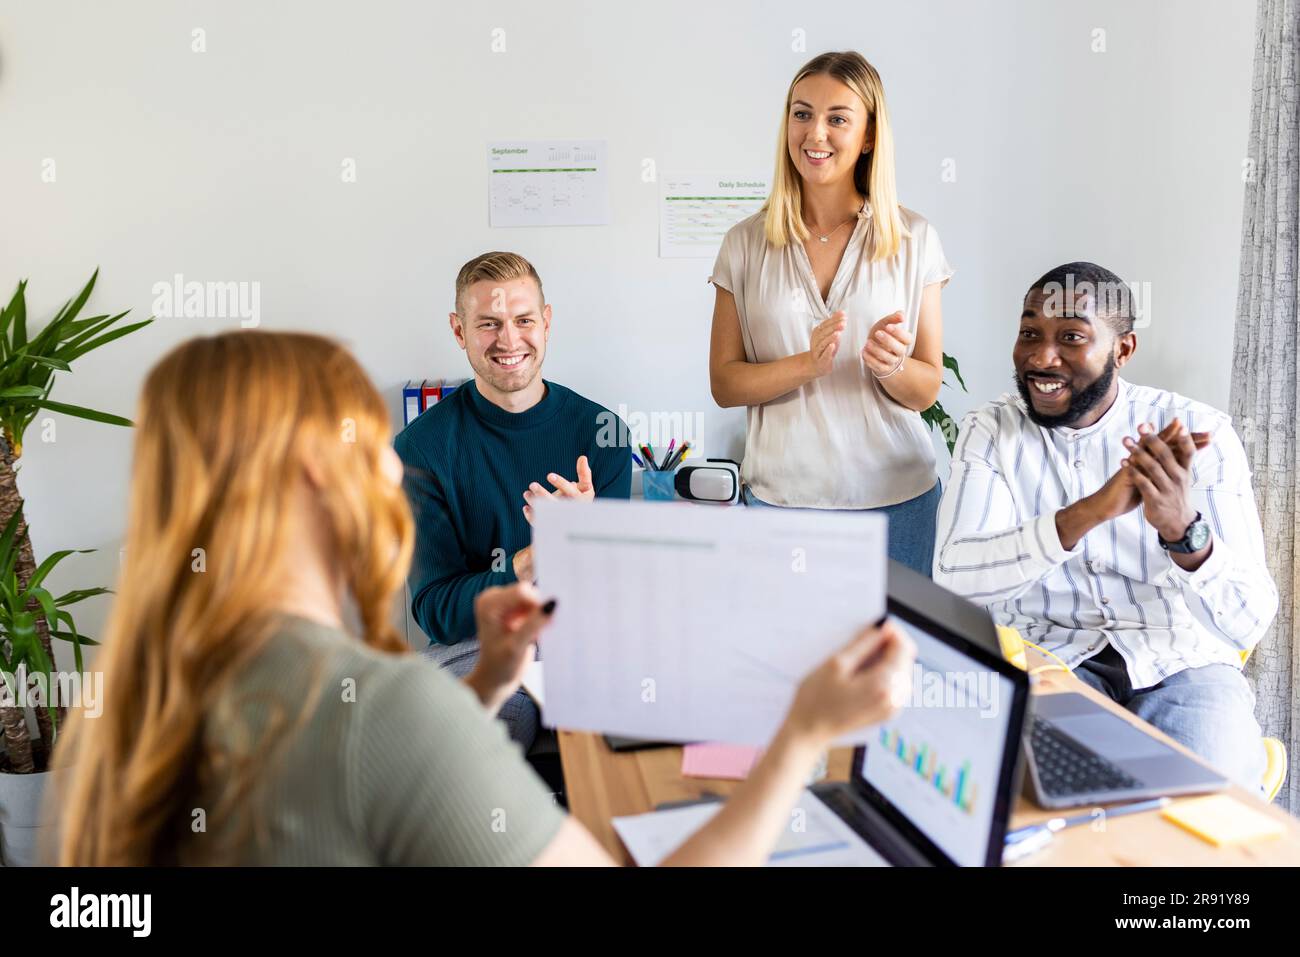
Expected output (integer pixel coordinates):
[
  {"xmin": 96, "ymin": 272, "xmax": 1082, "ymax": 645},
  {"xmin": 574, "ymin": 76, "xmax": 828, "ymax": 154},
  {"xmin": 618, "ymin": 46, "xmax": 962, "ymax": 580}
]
[{"xmin": 642, "ymin": 469, "xmax": 678, "ymax": 502}]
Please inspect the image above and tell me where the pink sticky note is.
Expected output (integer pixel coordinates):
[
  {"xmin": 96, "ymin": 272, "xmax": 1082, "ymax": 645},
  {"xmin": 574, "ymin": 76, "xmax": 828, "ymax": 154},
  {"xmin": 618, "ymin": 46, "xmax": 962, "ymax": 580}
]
[{"xmin": 681, "ymin": 743, "xmax": 763, "ymax": 780}]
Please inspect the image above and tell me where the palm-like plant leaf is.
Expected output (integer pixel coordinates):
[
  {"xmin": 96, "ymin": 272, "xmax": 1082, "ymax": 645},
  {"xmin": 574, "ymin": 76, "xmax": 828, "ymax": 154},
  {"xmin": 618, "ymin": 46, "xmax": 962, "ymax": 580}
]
[
  {"xmin": 53, "ymin": 586, "xmax": 111, "ymax": 606},
  {"xmin": 0, "ymin": 269, "xmax": 151, "ymax": 453},
  {"xmin": 0, "ymin": 270, "xmax": 146, "ymax": 763},
  {"xmin": 0, "ymin": 530, "xmax": 102, "ymax": 742},
  {"xmin": 33, "ymin": 399, "xmax": 133, "ymax": 427}
]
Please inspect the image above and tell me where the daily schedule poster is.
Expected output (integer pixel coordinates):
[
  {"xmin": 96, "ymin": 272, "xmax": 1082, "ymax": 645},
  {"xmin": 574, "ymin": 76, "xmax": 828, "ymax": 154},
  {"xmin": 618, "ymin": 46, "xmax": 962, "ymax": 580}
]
[
  {"xmin": 487, "ymin": 140, "xmax": 610, "ymax": 227},
  {"xmin": 659, "ymin": 171, "xmax": 770, "ymax": 257}
]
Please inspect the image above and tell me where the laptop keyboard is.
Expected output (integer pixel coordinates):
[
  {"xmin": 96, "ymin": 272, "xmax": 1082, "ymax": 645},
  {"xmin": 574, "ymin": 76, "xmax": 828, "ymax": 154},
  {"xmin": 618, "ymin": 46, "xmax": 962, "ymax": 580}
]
[{"xmin": 1030, "ymin": 717, "xmax": 1143, "ymax": 797}]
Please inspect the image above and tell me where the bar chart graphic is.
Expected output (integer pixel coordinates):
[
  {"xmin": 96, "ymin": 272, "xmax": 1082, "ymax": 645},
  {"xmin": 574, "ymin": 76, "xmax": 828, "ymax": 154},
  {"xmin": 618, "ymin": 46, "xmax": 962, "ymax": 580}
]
[{"xmin": 878, "ymin": 727, "xmax": 978, "ymax": 815}]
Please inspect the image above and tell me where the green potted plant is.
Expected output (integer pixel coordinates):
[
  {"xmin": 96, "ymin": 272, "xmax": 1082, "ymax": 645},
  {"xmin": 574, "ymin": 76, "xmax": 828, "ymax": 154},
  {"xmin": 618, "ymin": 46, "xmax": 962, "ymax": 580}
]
[
  {"xmin": 0, "ymin": 270, "xmax": 150, "ymax": 864},
  {"xmin": 922, "ymin": 352, "xmax": 968, "ymax": 455},
  {"xmin": 0, "ymin": 511, "xmax": 104, "ymax": 865}
]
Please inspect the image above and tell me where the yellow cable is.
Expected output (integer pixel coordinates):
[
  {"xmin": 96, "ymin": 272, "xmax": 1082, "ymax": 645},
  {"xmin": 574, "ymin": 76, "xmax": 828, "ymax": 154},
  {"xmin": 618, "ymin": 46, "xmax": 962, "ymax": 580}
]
[
  {"xmin": 1029, "ymin": 664, "xmax": 1069, "ymax": 676},
  {"xmin": 1021, "ymin": 639, "xmax": 1072, "ymax": 674}
]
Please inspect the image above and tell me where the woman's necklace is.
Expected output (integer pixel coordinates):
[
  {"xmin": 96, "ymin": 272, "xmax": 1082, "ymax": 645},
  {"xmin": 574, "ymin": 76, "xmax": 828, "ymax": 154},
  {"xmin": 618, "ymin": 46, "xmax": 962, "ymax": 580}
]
[{"xmin": 807, "ymin": 214, "xmax": 856, "ymax": 244}]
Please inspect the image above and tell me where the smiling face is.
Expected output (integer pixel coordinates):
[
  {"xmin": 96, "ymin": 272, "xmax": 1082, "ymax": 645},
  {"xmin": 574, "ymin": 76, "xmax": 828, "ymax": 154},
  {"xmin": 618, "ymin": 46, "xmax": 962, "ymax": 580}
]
[
  {"xmin": 450, "ymin": 276, "xmax": 551, "ymax": 402},
  {"xmin": 1014, "ymin": 287, "xmax": 1136, "ymax": 429},
  {"xmin": 786, "ymin": 73, "xmax": 871, "ymax": 190}
]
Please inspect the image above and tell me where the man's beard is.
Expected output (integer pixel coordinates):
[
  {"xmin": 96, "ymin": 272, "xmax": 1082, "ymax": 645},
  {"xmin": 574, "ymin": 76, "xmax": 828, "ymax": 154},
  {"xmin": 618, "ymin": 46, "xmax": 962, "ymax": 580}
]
[{"xmin": 1015, "ymin": 353, "xmax": 1117, "ymax": 428}]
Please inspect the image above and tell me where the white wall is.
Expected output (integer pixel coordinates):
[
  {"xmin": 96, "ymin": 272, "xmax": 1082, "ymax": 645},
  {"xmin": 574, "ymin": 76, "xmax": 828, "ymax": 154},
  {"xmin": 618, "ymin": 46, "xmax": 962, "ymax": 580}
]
[{"xmin": 0, "ymin": 0, "xmax": 1257, "ymax": 659}]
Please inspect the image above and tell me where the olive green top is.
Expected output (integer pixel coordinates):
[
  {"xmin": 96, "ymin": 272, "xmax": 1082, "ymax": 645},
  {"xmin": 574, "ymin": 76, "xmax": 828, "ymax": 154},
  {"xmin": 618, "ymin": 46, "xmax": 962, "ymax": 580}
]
[{"xmin": 183, "ymin": 615, "xmax": 563, "ymax": 865}]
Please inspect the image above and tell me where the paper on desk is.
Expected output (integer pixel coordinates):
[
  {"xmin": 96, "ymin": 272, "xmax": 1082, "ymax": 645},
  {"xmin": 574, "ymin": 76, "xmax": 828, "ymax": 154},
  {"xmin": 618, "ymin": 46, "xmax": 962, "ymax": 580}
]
[
  {"xmin": 682, "ymin": 743, "xmax": 762, "ymax": 780},
  {"xmin": 531, "ymin": 499, "xmax": 886, "ymax": 746},
  {"xmin": 1161, "ymin": 795, "xmax": 1285, "ymax": 847},
  {"xmin": 612, "ymin": 790, "xmax": 890, "ymax": 867}
]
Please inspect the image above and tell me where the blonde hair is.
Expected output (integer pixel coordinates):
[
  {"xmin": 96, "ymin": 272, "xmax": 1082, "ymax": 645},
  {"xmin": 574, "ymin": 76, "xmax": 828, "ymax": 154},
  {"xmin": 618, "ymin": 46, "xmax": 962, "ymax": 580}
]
[
  {"xmin": 763, "ymin": 51, "xmax": 906, "ymax": 261},
  {"xmin": 454, "ymin": 251, "xmax": 544, "ymax": 315},
  {"xmin": 54, "ymin": 331, "xmax": 414, "ymax": 865}
]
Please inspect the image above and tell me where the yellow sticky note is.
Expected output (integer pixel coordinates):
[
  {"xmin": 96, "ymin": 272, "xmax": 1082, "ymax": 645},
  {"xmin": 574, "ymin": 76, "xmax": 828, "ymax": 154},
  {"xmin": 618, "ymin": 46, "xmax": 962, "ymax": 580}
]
[{"xmin": 1162, "ymin": 795, "xmax": 1285, "ymax": 847}]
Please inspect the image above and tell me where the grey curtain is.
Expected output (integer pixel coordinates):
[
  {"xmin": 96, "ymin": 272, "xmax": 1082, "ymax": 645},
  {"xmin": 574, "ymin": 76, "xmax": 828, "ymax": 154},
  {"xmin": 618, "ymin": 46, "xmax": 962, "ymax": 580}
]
[{"xmin": 1231, "ymin": 0, "xmax": 1299, "ymax": 814}]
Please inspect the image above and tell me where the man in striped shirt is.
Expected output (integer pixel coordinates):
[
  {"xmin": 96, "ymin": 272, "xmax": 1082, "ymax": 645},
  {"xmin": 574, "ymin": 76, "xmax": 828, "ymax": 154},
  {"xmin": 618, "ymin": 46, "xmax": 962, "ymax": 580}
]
[{"xmin": 934, "ymin": 262, "xmax": 1275, "ymax": 789}]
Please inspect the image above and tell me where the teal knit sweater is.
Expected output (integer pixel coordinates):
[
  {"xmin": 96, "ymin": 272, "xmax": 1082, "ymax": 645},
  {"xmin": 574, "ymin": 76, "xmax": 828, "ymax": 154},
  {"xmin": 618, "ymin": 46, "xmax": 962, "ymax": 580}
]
[{"xmin": 395, "ymin": 379, "xmax": 631, "ymax": 644}]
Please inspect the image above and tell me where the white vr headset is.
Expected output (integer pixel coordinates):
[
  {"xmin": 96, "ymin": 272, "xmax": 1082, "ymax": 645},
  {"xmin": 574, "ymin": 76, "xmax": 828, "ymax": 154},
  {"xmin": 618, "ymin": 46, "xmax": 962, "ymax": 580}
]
[{"xmin": 672, "ymin": 459, "xmax": 741, "ymax": 505}]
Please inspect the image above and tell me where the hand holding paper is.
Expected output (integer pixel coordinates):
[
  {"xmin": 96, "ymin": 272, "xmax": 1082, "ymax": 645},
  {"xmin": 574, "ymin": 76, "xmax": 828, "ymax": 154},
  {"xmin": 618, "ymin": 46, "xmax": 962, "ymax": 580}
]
[{"xmin": 787, "ymin": 619, "xmax": 915, "ymax": 745}]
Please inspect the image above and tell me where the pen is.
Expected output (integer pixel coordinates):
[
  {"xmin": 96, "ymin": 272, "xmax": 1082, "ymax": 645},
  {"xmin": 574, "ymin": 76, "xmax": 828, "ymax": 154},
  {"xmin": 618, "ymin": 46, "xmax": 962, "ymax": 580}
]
[
  {"xmin": 632, "ymin": 453, "xmax": 645, "ymax": 469},
  {"xmin": 1001, "ymin": 826, "xmax": 1054, "ymax": 864},
  {"xmin": 664, "ymin": 441, "xmax": 691, "ymax": 471},
  {"xmin": 640, "ymin": 444, "xmax": 657, "ymax": 470},
  {"xmin": 1004, "ymin": 796, "xmax": 1170, "ymax": 845},
  {"xmin": 645, "ymin": 442, "xmax": 657, "ymax": 471}
]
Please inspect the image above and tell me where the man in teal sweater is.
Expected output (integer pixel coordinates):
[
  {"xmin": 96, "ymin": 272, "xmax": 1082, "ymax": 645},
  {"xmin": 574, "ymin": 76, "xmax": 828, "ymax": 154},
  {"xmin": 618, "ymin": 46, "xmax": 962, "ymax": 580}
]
[{"xmin": 396, "ymin": 251, "xmax": 631, "ymax": 651}]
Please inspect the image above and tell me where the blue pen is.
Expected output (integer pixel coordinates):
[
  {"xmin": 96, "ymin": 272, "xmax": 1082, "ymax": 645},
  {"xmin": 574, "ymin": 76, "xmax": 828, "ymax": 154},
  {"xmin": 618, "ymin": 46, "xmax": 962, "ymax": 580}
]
[
  {"xmin": 632, "ymin": 453, "xmax": 645, "ymax": 469},
  {"xmin": 1005, "ymin": 796, "xmax": 1170, "ymax": 845}
]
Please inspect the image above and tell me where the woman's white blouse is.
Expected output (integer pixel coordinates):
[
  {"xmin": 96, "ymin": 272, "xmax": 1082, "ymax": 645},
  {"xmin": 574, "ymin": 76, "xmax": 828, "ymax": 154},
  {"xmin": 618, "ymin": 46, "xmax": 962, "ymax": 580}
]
[{"xmin": 710, "ymin": 203, "xmax": 953, "ymax": 509}]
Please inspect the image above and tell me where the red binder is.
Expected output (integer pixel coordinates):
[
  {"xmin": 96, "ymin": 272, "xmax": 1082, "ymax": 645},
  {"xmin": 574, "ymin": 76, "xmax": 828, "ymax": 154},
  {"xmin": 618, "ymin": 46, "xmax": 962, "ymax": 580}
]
[{"xmin": 420, "ymin": 379, "xmax": 440, "ymax": 412}]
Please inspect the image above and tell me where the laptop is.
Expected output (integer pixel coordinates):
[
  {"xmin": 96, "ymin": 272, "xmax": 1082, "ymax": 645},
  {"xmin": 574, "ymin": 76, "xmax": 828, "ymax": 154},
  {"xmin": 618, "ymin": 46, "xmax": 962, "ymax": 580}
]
[
  {"xmin": 808, "ymin": 561, "xmax": 1031, "ymax": 866},
  {"xmin": 1022, "ymin": 692, "xmax": 1228, "ymax": 808},
  {"xmin": 916, "ymin": 562, "xmax": 1232, "ymax": 809}
]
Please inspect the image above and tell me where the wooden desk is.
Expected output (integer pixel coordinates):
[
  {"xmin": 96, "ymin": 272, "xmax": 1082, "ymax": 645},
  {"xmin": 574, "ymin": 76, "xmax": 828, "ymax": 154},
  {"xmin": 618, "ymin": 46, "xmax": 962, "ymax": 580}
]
[{"xmin": 557, "ymin": 652, "xmax": 1300, "ymax": 865}]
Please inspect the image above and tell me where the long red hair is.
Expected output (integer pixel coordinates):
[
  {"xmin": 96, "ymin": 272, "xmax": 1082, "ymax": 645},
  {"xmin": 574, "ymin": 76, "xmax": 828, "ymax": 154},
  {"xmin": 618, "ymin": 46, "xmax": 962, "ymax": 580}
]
[{"xmin": 54, "ymin": 331, "xmax": 413, "ymax": 864}]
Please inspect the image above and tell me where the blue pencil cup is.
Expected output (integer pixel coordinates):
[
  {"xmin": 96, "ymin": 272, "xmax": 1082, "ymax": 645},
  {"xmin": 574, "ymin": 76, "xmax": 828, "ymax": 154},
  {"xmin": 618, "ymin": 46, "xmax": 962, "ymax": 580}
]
[{"xmin": 642, "ymin": 469, "xmax": 677, "ymax": 502}]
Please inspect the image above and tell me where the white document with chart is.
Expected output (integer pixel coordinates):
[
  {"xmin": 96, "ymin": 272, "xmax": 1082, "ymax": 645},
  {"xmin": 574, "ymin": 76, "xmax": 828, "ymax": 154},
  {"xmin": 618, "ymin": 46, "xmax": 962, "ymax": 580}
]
[
  {"xmin": 487, "ymin": 140, "xmax": 609, "ymax": 227},
  {"xmin": 658, "ymin": 171, "xmax": 770, "ymax": 257},
  {"xmin": 530, "ymin": 499, "xmax": 886, "ymax": 746}
]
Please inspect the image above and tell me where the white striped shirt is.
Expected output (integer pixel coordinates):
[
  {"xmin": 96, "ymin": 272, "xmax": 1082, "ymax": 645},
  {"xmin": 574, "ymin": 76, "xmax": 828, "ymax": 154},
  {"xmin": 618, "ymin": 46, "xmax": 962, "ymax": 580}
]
[{"xmin": 933, "ymin": 378, "xmax": 1277, "ymax": 689}]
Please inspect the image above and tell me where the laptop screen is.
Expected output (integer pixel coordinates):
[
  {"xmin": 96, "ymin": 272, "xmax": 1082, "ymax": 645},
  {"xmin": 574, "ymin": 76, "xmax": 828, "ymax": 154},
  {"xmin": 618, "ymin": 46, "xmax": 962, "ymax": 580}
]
[{"xmin": 858, "ymin": 613, "xmax": 1020, "ymax": 866}]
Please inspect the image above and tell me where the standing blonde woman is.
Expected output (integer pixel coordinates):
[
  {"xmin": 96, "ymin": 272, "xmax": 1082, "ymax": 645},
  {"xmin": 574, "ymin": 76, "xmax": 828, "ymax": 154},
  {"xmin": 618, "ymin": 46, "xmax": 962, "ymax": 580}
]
[
  {"xmin": 53, "ymin": 331, "xmax": 913, "ymax": 865},
  {"xmin": 710, "ymin": 51, "xmax": 953, "ymax": 575}
]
